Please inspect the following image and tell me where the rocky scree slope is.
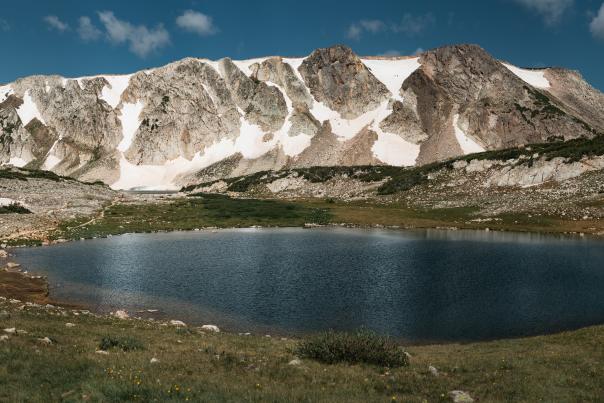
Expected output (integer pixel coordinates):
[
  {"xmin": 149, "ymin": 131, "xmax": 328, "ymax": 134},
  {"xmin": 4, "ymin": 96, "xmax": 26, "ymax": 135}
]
[{"xmin": 0, "ymin": 44, "xmax": 602, "ymax": 190}]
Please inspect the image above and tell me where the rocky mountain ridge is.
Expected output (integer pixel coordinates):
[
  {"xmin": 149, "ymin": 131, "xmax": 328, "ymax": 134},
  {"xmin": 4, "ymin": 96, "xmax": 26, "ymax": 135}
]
[{"xmin": 1, "ymin": 44, "xmax": 602, "ymax": 190}]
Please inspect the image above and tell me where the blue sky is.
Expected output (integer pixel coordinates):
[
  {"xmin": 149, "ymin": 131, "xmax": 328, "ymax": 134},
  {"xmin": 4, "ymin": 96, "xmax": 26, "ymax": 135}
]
[{"xmin": 1, "ymin": 0, "xmax": 603, "ymax": 90}]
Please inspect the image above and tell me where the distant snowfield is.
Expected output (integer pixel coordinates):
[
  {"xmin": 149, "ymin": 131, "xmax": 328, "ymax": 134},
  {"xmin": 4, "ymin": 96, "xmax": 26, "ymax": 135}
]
[
  {"xmin": 502, "ymin": 63, "xmax": 550, "ymax": 89},
  {"xmin": 100, "ymin": 75, "xmax": 132, "ymax": 108},
  {"xmin": 15, "ymin": 91, "xmax": 45, "ymax": 125},
  {"xmin": 362, "ymin": 58, "xmax": 421, "ymax": 101},
  {"xmin": 453, "ymin": 114, "xmax": 485, "ymax": 154},
  {"xmin": 0, "ymin": 85, "xmax": 13, "ymax": 103},
  {"xmin": 117, "ymin": 100, "xmax": 144, "ymax": 152}
]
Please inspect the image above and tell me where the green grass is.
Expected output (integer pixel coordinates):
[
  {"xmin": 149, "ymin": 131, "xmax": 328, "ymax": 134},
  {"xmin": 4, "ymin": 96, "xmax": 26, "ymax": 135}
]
[
  {"xmin": 296, "ymin": 329, "xmax": 409, "ymax": 367},
  {"xmin": 0, "ymin": 167, "xmax": 67, "ymax": 182},
  {"xmin": 99, "ymin": 336, "xmax": 145, "ymax": 352},
  {"xmin": 54, "ymin": 194, "xmax": 332, "ymax": 240},
  {"xmin": 0, "ymin": 299, "xmax": 602, "ymax": 402}
]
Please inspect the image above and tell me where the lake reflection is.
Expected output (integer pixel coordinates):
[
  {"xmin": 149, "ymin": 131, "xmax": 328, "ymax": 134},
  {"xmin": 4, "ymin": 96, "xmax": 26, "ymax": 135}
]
[{"xmin": 13, "ymin": 228, "xmax": 604, "ymax": 342}]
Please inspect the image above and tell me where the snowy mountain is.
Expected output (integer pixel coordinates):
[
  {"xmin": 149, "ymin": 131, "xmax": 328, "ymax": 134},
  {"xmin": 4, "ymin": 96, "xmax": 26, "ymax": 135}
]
[{"xmin": 1, "ymin": 44, "xmax": 602, "ymax": 190}]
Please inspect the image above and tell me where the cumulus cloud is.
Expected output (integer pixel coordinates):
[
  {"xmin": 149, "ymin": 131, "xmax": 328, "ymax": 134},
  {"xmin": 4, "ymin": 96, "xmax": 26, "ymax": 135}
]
[
  {"xmin": 392, "ymin": 14, "xmax": 435, "ymax": 35},
  {"xmin": 513, "ymin": 0, "xmax": 574, "ymax": 25},
  {"xmin": 590, "ymin": 3, "xmax": 604, "ymax": 40},
  {"xmin": 176, "ymin": 10, "xmax": 217, "ymax": 36},
  {"xmin": 347, "ymin": 19, "xmax": 388, "ymax": 39},
  {"xmin": 98, "ymin": 11, "xmax": 170, "ymax": 57},
  {"xmin": 77, "ymin": 16, "xmax": 102, "ymax": 41},
  {"xmin": 0, "ymin": 18, "xmax": 9, "ymax": 32},
  {"xmin": 347, "ymin": 14, "xmax": 434, "ymax": 40},
  {"xmin": 346, "ymin": 23, "xmax": 363, "ymax": 40},
  {"xmin": 43, "ymin": 15, "xmax": 70, "ymax": 32}
]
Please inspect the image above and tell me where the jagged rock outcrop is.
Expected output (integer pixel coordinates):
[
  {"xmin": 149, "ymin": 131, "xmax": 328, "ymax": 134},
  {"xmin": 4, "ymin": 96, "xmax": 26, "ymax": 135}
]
[
  {"xmin": 219, "ymin": 58, "xmax": 287, "ymax": 132},
  {"xmin": 123, "ymin": 59, "xmax": 241, "ymax": 165},
  {"xmin": 250, "ymin": 57, "xmax": 313, "ymax": 109},
  {"xmin": 299, "ymin": 45, "xmax": 390, "ymax": 118},
  {"xmin": 1, "ymin": 44, "xmax": 602, "ymax": 190}
]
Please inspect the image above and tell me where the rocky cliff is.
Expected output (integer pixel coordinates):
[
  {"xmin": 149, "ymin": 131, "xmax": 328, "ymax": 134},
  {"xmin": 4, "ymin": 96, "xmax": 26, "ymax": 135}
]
[{"xmin": 1, "ymin": 44, "xmax": 602, "ymax": 190}]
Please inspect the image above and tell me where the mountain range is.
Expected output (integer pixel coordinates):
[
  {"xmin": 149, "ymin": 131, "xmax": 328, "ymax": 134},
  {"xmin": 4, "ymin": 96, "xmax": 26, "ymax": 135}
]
[{"xmin": 1, "ymin": 44, "xmax": 602, "ymax": 190}]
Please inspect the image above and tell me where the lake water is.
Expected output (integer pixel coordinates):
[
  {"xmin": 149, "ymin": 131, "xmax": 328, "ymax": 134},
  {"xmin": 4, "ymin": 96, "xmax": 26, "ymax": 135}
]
[{"xmin": 12, "ymin": 228, "xmax": 604, "ymax": 342}]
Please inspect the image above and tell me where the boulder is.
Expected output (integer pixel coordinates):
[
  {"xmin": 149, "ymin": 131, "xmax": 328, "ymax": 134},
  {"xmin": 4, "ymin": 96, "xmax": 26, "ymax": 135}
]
[
  {"xmin": 112, "ymin": 310, "xmax": 129, "ymax": 320},
  {"xmin": 449, "ymin": 390, "xmax": 474, "ymax": 403},
  {"xmin": 200, "ymin": 324, "xmax": 220, "ymax": 333},
  {"xmin": 169, "ymin": 320, "xmax": 187, "ymax": 327}
]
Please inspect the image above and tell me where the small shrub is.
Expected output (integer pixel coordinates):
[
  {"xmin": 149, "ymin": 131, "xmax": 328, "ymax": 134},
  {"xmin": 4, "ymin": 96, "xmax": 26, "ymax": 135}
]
[
  {"xmin": 99, "ymin": 336, "xmax": 144, "ymax": 352},
  {"xmin": 296, "ymin": 329, "xmax": 408, "ymax": 367},
  {"xmin": 0, "ymin": 202, "xmax": 31, "ymax": 214}
]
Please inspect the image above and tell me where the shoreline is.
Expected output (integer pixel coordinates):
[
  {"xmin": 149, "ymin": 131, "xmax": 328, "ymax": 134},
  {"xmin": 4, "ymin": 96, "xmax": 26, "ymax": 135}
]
[{"xmin": 4, "ymin": 225, "xmax": 604, "ymax": 347}]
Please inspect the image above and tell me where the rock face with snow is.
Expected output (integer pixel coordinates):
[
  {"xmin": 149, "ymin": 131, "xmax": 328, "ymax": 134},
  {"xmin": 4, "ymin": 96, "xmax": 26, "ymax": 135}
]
[{"xmin": 0, "ymin": 44, "xmax": 602, "ymax": 189}]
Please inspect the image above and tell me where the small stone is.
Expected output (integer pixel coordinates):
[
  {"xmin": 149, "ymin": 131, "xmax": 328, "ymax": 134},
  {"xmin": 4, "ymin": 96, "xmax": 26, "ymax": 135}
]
[
  {"xmin": 3, "ymin": 328, "xmax": 16, "ymax": 334},
  {"xmin": 429, "ymin": 365, "xmax": 439, "ymax": 377},
  {"xmin": 65, "ymin": 323, "xmax": 76, "ymax": 328},
  {"xmin": 169, "ymin": 320, "xmax": 187, "ymax": 327},
  {"xmin": 6, "ymin": 262, "xmax": 20, "ymax": 269},
  {"xmin": 0, "ymin": 250, "xmax": 8, "ymax": 258},
  {"xmin": 38, "ymin": 337, "xmax": 53, "ymax": 345},
  {"xmin": 288, "ymin": 358, "xmax": 302, "ymax": 366},
  {"xmin": 200, "ymin": 324, "xmax": 220, "ymax": 333},
  {"xmin": 95, "ymin": 350, "xmax": 109, "ymax": 355},
  {"xmin": 449, "ymin": 390, "xmax": 474, "ymax": 403},
  {"xmin": 150, "ymin": 357, "xmax": 160, "ymax": 364},
  {"xmin": 112, "ymin": 310, "xmax": 129, "ymax": 320},
  {"xmin": 0, "ymin": 335, "xmax": 9, "ymax": 342}
]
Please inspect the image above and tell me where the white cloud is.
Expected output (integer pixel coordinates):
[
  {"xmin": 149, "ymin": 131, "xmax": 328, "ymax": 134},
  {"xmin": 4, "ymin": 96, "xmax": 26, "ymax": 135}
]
[
  {"xmin": 43, "ymin": 15, "xmax": 70, "ymax": 32},
  {"xmin": 347, "ymin": 14, "xmax": 434, "ymax": 40},
  {"xmin": 513, "ymin": 0, "xmax": 574, "ymax": 25},
  {"xmin": 346, "ymin": 23, "xmax": 362, "ymax": 40},
  {"xmin": 590, "ymin": 3, "xmax": 604, "ymax": 40},
  {"xmin": 359, "ymin": 19, "xmax": 386, "ymax": 33},
  {"xmin": 0, "ymin": 18, "xmax": 9, "ymax": 32},
  {"xmin": 176, "ymin": 10, "xmax": 217, "ymax": 36},
  {"xmin": 77, "ymin": 16, "xmax": 101, "ymax": 41},
  {"xmin": 98, "ymin": 11, "xmax": 170, "ymax": 57},
  {"xmin": 392, "ymin": 13, "xmax": 435, "ymax": 35}
]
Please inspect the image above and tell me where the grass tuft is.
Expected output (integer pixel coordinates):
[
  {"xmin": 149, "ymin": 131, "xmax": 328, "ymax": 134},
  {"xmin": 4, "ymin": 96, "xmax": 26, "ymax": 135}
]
[
  {"xmin": 0, "ymin": 202, "xmax": 32, "ymax": 214},
  {"xmin": 296, "ymin": 329, "xmax": 409, "ymax": 367},
  {"xmin": 99, "ymin": 336, "xmax": 145, "ymax": 352}
]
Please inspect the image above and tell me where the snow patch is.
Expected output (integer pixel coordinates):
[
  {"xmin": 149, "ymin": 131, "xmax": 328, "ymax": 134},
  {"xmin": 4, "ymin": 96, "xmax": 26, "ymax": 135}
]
[
  {"xmin": 100, "ymin": 75, "xmax": 132, "ymax": 108},
  {"xmin": 453, "ymin": 114, "xmax": 485, "ymax": 154},
  {"xmin": 502, "ymin": 63, "xmax": 550, "ymax": 89},
  {"xmin": 370, "ymin": 101, "xmax": 420, "ymax": 166},
  {"xmin": 117, "ymin": 101, "xmax": 144, "ymax": 152},
  {"xmin": 112, "ymin": 139, "xmax": 238, "ymax": 190},
  {"xmin": 42, "ymin": 154, "xmax": 61, "ymax": 170},
  {"xmin": 235, "ymin": 118, "xmax": 273, "ymax": 159},
  {"xmin": 361, "ymin": 57, "xmax": 420, "ymax": 100},
  {"xmin": 232, "ymin": 57, "xmax": 268, "ymax": 76},
  {"xmin": 372, "ymin": 132, "xmax": 420, "ymax": 166},
  {"xmin": 0, "ymin": 85, "xmax": 14, "ymax": 102},
  {"xmin": 15, "ymin": 91, "xmax": 45, "ymax": 125},
  {"xmin": 0, "ymin": 198, "xmax": 17, "ymax": 207},
  {"xmin": 7, "ymin": 157, "xmax": 28, "ymax": 168}
]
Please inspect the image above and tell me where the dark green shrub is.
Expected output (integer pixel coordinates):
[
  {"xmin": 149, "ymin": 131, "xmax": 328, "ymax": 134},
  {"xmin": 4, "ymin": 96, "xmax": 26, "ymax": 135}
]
[
  {"xmin": 99, "ymin": 336, "xmax": 144, "ymax": 352},
  {"xmin": 296, "ymin": 329, "xmax": 408, "ymax": 367},
  {"xmin": 0, "ymin": 202, "xmax": 31, "ymax": 214}
]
